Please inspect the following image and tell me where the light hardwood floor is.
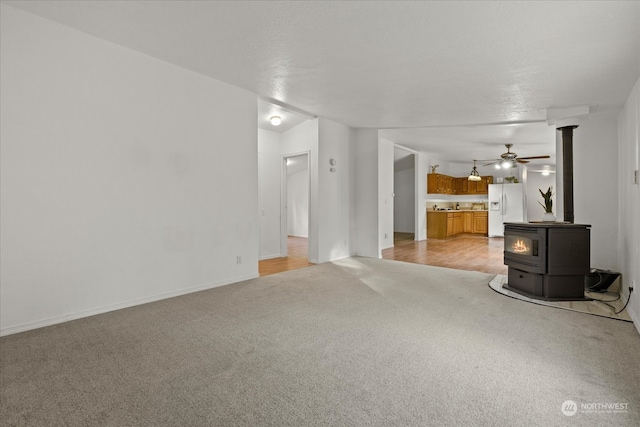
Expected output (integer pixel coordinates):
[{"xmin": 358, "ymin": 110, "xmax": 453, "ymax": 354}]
[
  {"xmin": 259, "ymin": 236, "xmax": 313, "ymax": 276},
  {"xmin": 260, "ymin": 233, "xmax": 507, "ymax": 276},
  {"xmin": 382, "ymin": 232, "xmax": 508, "ymax": 275}
]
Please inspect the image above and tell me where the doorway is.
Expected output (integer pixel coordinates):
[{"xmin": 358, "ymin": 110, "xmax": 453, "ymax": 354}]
[
  {"xmin": 281, "ymin": 153, "xmax": 310, "ymax": 260},
  {"xmin": 258, "ymin": 152, "xmax": 313, "ymax": 277},
  {"xmin": 393, "ymin": 147, "xmax": 416, "ymax": 243}
]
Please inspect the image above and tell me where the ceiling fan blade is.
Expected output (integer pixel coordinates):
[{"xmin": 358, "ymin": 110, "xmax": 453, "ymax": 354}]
[
  {"xmin": 482, "ymin": 160, "xmax": 499, "ymax": 166},
  {"xmin": 516, "ymin": 159, "xmax": 530, "ymax": 164},
  {"xmin": 517, "ymin": 155, "xmax": 550, "ymax": 160}
]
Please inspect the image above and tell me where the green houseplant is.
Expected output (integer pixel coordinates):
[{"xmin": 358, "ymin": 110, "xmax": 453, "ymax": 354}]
[{"xmin": 538, "ymin": 187, "xmax": 555, "ymax": 221}]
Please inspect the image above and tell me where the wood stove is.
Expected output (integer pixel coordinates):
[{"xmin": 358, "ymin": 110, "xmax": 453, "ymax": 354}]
[{"xmin": 504, "ymin": 222, "xmax": 590, "ymax": 300}]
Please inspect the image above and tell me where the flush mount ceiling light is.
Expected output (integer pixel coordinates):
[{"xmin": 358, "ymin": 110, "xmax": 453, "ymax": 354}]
[
  {"xmin": 270, "ymin": 116, "xmax": 282, "ymax": 126},
  {"xmin": 468, "ymin": 160, "xmax": 482, "ymax": 181}
]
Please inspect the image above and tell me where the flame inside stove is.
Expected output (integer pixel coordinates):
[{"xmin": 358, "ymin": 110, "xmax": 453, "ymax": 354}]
[{"xmin": 512, "ymin": 239, "xmax": 529, "ymax": 254}]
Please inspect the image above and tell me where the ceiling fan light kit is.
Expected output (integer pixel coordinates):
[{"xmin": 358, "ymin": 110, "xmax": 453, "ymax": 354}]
[{"xmin": 481, "ymin": 144, "xmax": 550, "ymax": 169}]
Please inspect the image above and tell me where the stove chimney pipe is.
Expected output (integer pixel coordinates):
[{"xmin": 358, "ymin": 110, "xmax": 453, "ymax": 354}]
[{"xmin": 557, "ymin": 125, "xmax": 578, "ymax": 223}]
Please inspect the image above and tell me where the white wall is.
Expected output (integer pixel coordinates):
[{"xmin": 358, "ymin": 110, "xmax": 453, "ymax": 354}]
[
  {"xmin": 448, "ymin": 161, "xmax": 496, "ymax": 178},
  {"xmin": 573, "ymin": 116, "xmax": 620, "ymax": 271},
  {"xmin": 525, "ymin": 171, "xmax": 556, "ymax": 221},
  {"xmin": 415, "ymin": 152, "xmax": 428, "ymax": 241},
  {"xmin": 378, "ymin": 138, "xmax": 395, "ymax": 250},
  {"xmin": 258, "ymin": 129, "xmax": 282, "ymax": 259},
  {"xmin": 394, "ymin": 160, "xmax": 415, "ymax": 233},
  {"xmin": 287, "ymin": 160, "xmax": 309, "ymax": 238},
  {"xmin": 317, "ymin": 118, "xmax": 354, "ymax": 262},
  {"xmin": 426, "ymin": 156, "xmax": 452, "ymax": 176},
  {"xmin": 353, "ymin": 129, "xmax": 380, "ymax": 258},
  {"xmin": 617, "ymin": 76, "xmax": 640, "ymax": 331},
  {"xmin": 281, "ymin": 119, "xmax": 319, "ymax": 261},
  {"xmin": 0, "ymin": 5, "xmax": 259, "ymax": 335},
  {"xmin": 259, "ymin": 118, "xmax": 355, "ymax": 264}
]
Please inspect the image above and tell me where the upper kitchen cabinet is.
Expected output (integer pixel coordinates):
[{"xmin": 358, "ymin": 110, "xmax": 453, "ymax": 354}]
[
  {"xmin": 428, "ymin": 174, "xmax": 493, "ymax": 195},
  {"xmin": 457, "ymin": 177, "xmax": 470, "ymax": 194},
  {"xmin": 427, "ymin": 173, "xmax": 455, "ymax": 194},
  {"xmin": 461, "ymin": 175, "xmax": 493, "ymax": 194},
  {"xmin": 474, "ymin": 175, "xmax": 492, "ymax": 193}
]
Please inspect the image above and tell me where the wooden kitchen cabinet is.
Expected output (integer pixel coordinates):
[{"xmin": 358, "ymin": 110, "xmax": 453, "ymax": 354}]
[
  {"xmin": 427, "ymin": 211, "xmax": 459, "ymax": 239},
  {"xmin": 428, "ymin": 174, "xmax": 493, "ymax": 194},
  {"xmin": 427, "ymin": 211, "xmax": 449, "ymax": 239},
  {"xmin": 446, "ymin": 215, "xmax": 454, "ymax": 236},
  {"xmin": 428, "ymin": 173, "xmax": 449, "ymax": 194},
  {"xmin": 427, "ymin": 174, "xmax": 440, "ymax": 193},
  {"xmin": 475, "ymin": 176, "xmax": 493, "ymax": 193},
  {"xmin": 427, "ymin": 173, "xmax": 455, "ymax": 194},
  {"xmin": 457, "ymin": 178, "xmax": 470, "ymax": 194},
  {"xmin": 442, "ymin": 175, "xmax": 451, "ymax": 193},
  {"xmin": 452, "ymin": 212, "xmax": 463, "ymax": 235},
  {"xmin": 463, "ymin": 212, "xmax": 474, "ymax": 233},
  {"xmin": 428, "ymin": 210, "xmax": 487, "ymax": 238},
  {"xmin": 473, "ymin": 211, "xmax": 488, "ymax": 234}
]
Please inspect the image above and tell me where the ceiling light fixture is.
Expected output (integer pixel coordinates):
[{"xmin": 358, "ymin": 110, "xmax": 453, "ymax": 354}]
[
  {"xmin": 468, "ymin": 160, "xmax": 482, "ymax": 181},
  {"xmin": 501, "ymin": 159, "xmax": 517, "ymax": 169},
  {"xmin": 270, "ymin": 116, "xmax": 282, "ymax": 126}
]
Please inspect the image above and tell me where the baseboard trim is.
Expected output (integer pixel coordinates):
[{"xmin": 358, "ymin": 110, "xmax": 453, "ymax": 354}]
[
  {"xmin": 627, "ymin": 293, "xmax": 640, "ymax": 336},
  {"xmin": 0, "ymin": 273, "xmax": 259, "ymax": 337}
]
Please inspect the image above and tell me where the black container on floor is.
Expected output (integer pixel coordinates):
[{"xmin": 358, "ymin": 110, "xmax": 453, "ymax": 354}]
[{"xmin": 585, "ymin": 269, "xmax": 621, "ymax": 293}]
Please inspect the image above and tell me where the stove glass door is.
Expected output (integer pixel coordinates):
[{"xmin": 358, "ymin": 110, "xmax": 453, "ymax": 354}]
[{"xmin": 505, "ymin": 235, "xmax": 537, "ymax": 256}]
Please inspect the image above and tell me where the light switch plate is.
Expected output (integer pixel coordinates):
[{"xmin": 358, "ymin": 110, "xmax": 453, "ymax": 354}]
[{"xmin": 634, "ymin": 170, "xmax": 639, "ymax": 185}]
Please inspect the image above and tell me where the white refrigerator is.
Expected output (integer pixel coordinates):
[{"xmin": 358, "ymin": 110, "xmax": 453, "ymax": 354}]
[{"xmin": 488, "ymin": 183, "xmax": 525, "ymax": 237}]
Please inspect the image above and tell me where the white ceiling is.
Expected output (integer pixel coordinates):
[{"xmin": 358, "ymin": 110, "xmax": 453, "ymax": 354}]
[
  {"xmin": 6, "ymin": 1, "xmax": 639, "ymax": 164},
  {"xmin": 257, "ymin": 98, "xmax": 311, "ymax": 133},
  {"xmin": 383, "ymin": 121, "xmax": 558, "ymax": 166}
]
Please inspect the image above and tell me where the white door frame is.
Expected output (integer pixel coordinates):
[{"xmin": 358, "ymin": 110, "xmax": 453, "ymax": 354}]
[
  {"xmin": 393, "ymin": 144, "xmax": 419, "ymax": 241},
  {"xmin": 281, "ymin": 151, "xmax": 311, "ymax": 257}
]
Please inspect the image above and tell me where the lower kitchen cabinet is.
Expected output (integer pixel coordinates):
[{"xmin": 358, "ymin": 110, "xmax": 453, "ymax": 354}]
[
  {"xmin": 472, "ymin": 211, "xmax": 488, "ymax": 234},
  {"xmin": 427, "ymin": 210, "xmax": 488, "ymax": 239},
  {"xmin": 452, "ymin": 212, "xmax": 463, "ymax": 235},
  {"xmin": 463, "ymin": 212, "xmax": 473, "ymax": 233}
]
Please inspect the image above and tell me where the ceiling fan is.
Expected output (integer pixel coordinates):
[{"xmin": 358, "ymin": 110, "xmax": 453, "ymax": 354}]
[{"xmin": 480, "ymin": 144, "xmax": 550, "ymax": 168}]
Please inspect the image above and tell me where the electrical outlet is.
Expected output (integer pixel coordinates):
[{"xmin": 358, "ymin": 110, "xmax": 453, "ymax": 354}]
[
  {"xmin": 236, "ymin": 256, "xmax": 242, "ymax": 264},
  {"xmin": 634, "ymin": 170, "xmax": 639, "ymax": 185},
  {"xmin": 630, "ymin": 279, "xmax": 635, "ymax": 292},
  {"xmin": 385, "ymin": 233, "xmax": 388, "ymax": 239}
]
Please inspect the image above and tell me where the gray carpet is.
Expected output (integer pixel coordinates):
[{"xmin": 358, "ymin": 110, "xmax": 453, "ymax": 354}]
[{"xmin": 1, "ymin": 257, "xmax": 639, "ymax": 426}]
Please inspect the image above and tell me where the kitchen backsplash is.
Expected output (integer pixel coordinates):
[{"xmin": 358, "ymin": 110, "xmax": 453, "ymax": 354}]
[{"xmin": 427, "ymin": 201, "xmax": 488, "ymax": 210}]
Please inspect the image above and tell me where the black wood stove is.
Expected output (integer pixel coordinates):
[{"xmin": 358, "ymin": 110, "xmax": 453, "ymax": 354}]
[
  {"xmin": 503, "ymin": 222, "xmax": 590, "ymax": 300},
  {"xmin": 502, "ymin": 125, "xmax": 593, "ymax": 301}
]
